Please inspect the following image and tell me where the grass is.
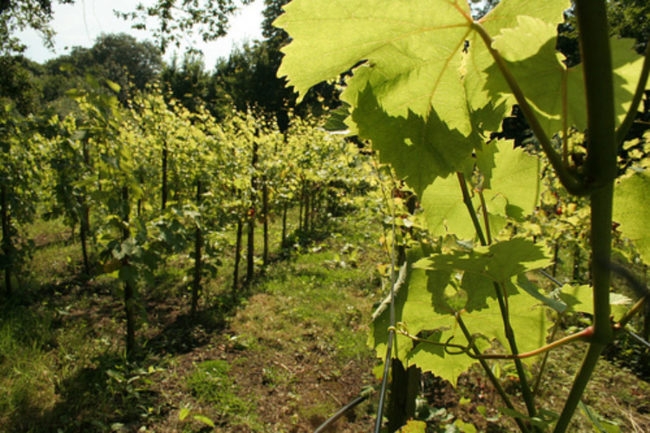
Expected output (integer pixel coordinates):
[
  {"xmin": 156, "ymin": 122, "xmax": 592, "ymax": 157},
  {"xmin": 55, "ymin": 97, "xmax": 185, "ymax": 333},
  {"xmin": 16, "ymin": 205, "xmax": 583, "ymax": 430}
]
[
  {"xmin": 0, "ymin": 195, "xmax": 384, "ymax": 432},
  {"xmin": 185, "ymin": 360, "xmax": 260, "ymax": 429},
  {"xmin": 1, "ymin": 191, "xmax": 649, "ymax": 432}
]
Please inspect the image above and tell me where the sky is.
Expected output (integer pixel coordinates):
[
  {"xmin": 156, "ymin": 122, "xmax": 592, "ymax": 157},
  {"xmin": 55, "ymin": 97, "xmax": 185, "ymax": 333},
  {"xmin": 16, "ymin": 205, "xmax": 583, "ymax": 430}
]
[{"xmin": 17, "ymin": 0, "xmax": 265, "ymax": 71}]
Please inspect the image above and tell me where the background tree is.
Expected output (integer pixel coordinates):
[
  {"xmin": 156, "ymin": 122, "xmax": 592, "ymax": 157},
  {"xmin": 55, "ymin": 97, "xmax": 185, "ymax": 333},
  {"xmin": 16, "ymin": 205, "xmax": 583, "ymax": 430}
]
[
  {"xmin": 160, "ymin": 53, "xmax": 218, "ymax": 115},
  {"xmin": 0, "ymin": 55, "xmax": 42, "ymax": 114},
  {"xmin": 89, "ymin": 33, "xmax": 162, "ymax": 98},
  {"xmin": 0, "ymin": 0, "xmax": 73, "ymax": 54},
  {"xmin": 608, "ymin": 0, "xmax": 650, "ymax": 51},
  {"xmin": 36, "ymin": 33, "xmax": 162, "ymax": 105},
  {"xmin": 115, "ymin": 0, "xmax": 255, "ymax": 51}
]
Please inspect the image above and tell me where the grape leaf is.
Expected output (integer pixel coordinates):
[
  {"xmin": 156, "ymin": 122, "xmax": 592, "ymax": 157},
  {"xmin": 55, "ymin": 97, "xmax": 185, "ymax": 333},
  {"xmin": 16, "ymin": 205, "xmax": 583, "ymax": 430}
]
[
  {"xmin": 462, "ymin": 283, "xmax": 549, "ymax": 358},
  {"xmin": 351, "ymin": 84, "xmax": 476, "ymax": 196},
  {"xmin": 487, "ymin": 140, "xmax": 541, "ymax": 219},
  {"xmin": 613, "ymin": 170, "xmax": 650, "ymax": 264},
  {"xmin": 277, "ymin": 0, "xmax": 571, "ymax": 137},
  {"xmin": 611, "ymin": 37, "xmax": 650, "ymax": 125},
  {"xmin": 419, "ymin": 174, "xmax": 479, "ymax": 239},
  {"xmin": 415, "ymin": 238, "xmax": 551, "ymax": 283},
  {"xmin": 369, "ymin": 249, "xmax": 453, "ymax": 363},
  {"xmin": 276, "ymin": 0, "xmax": 474, "ymax": 133},
  {"xmin": 487, "ymin": 16, "xmax": 586, "ymax": 138},
  {"xmin": 463, "ymin": 0, "xmax": 571, "ymax": 130},
  {"xmin": 408, "ymin": 328, "xmax": 487, "ymax": 386},
  {"xmin": 559, "ymin": 284, "xmax": 632, "ymax": 321},
  {"xmin": 486, "ymin": 18, "xmax": 646, "ymax": 137}
]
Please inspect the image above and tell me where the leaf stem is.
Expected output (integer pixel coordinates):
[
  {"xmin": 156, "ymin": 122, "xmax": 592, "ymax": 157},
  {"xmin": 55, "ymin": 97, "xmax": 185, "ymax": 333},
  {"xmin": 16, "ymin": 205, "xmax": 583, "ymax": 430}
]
[
  {"xmin": 456, "ymin": 171, "xmax": 537, "ymax": 424},
  {"xmin": 394, "ymin": 324, "xmax": 592, "ymax": 361},
  {"xmin": 493, "ymin": 281, "xmax": 538, "ymax": 423},
  {"xmin": 532, "ymin": 318, "xmax": 560, "ymax": 396},
  {"xmin": 484, "ymin": 326, "xmax": 593, "ymax": 360},
  {"xmin": 471, "ymin": 22, "xmax": 588, "ymax": 195},
  {"xmin": 478, "ymin": 188, "xmax": 492, "ymax": 244},
  {"xmin": 614, "ymin": 295, "xmax": 647, "ymax": 330},
  {"xmin": 616, "ymin": 42, "xmax": 650, "ymax": 147},
  {"xmin": 455, "ymin": 313, "xmax": 530, "ymax": 433},
  {"xmin": 456, "ymin": 172, "xmax": 487, "ymax": 246}
]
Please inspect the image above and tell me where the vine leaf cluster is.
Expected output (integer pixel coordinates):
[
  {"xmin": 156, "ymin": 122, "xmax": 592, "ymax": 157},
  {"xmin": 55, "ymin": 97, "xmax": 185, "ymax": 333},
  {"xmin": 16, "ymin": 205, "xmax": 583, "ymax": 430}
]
[{"xmin": 276, "ymin": 0, "xmax": 650, "ymax": 431}]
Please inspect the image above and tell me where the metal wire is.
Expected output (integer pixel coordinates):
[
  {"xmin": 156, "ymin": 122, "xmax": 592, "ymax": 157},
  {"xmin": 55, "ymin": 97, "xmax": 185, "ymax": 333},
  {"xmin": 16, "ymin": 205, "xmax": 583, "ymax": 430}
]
[
  {"xmin": 626, "ymin": 328, "xmax": 650, "ymax": 349},
  {"xmin": 313, "ymin": 389, "xmax": 374, "ymax": 433}
]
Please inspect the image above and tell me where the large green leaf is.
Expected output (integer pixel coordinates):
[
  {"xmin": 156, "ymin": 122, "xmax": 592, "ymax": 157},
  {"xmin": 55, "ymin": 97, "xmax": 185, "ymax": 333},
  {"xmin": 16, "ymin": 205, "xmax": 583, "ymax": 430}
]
[
  {"xmin": 276, "ymin": 0, "xmax": 473, "ymax": 133},
  {"xmin": 611, "ymin": 37, "xmax": 650, "ymax": 125},
  {"xmin": 369, "ymin": 251, "xmax": 453, "ymax": 360},
  {"xmin": 351, "ymin": 85, "xmax": 476, "ymax": 196},
  {"xmin": 407, "ymin": 239, "xmax": 552, "ymax": 367},
  {"xmin": 369, "ymin": 249, "xmax": 491, "ymax": 385},
  {"xmin": 277, "ymin": 0, "xmax": 571, "ymax": 137},
  {"xmin": 487, "ymin": 140, "xmax": 541, "ymax": 219},
  {"xmin": 419, "ymin": 174, "xmax": 478, "ymax": 239},
  {"xmin": 463, "ymin": 1, "xmax": 571, "ymax": 130},
  {"xmin": 415, "ymin": 238, "xmax": 551, "ymax": 284},
  {"xmin": 613, "ymin": 170, "xmax": 650, "ymax": 264},
  {"xmin": 462, "ymin": 282, "xmax": 549, "ymax": 357},
  {"xmin": 487, "ymin": 16, "xmax": 586, "ymax": 138},
  {"xmin": 485, "ymin": 18, "xmax": 646, "ymax": 137}
]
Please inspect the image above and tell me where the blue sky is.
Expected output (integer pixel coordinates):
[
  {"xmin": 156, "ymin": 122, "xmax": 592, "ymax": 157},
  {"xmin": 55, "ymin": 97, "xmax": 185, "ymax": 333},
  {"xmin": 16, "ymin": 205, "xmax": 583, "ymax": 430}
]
[{"xmin": 18, "ymin": 0, "xmax": 265, "ymax": 71}]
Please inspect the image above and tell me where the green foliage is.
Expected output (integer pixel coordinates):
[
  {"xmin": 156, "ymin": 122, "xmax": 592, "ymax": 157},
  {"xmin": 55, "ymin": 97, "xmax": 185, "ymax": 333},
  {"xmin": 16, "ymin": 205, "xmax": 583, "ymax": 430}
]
[
  {"xmin": 608, "ymin": 0, "xmax": 650, "ymax": 50},
  {"xmin": 115, "ymin": 0, "xmax": 255, "ymax": 52},
  {"xmin": 0, "ymin": 55, "xmax": 41, "ymax": 114},
  {"xmin": 186, "ymin": 360, "xmax": 256, "ymax": 421},
  {"xmin": 277, "ymin": 0, "xmax": 650, "ymax": 431},
  {"xmin": 613, "ymin": 170, "xmax": 650, "ymax": 264},
  {"xmin": 0, "ymin": 0, "xmax": 74, "ymax": 54}
]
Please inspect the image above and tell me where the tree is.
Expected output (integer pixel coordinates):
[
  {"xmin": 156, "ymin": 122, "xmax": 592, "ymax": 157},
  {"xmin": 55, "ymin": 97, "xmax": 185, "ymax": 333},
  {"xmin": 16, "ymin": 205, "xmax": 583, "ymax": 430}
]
[
  {"xmin": 38, "ymin": 33, "xmax": 162, "ymax": 104},
  {"xmin": 0, "ymin": 0, "xmax": 73, "ymax": 54},
  {"xmin": 213, "ymin": 38, "xmax": 339, "ymax": 131},
  {"xmin": 90, "ymin": 33, "xmax": 162, "ymax": 96},
  {"xmin": 1, "ymin": 0, "xmax": 256, "ymax": 57},
  {"xmin": 261, "ymin": 0, "xmax": 289, "ymax": 44},
  {"xmin": 0, "ymin": 55, "xmax": 41, "ymax": 114},
  {"xmin": 115, "ymin": 0, "xmax": 255, "ymax": 51},
  {"xmin": 608, "ymin": 0, "xmax": 650, "ymax": 51},
  {"xmin": 160, "ymin": 53, "xmax": 215, "ymax": 114}
]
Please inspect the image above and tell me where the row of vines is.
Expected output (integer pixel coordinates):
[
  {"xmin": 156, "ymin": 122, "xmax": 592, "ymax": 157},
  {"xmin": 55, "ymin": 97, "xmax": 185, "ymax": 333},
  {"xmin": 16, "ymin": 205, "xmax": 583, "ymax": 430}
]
[{"xmin": 0, "ymin": 78, "xmax": 372, "ymax": 359}]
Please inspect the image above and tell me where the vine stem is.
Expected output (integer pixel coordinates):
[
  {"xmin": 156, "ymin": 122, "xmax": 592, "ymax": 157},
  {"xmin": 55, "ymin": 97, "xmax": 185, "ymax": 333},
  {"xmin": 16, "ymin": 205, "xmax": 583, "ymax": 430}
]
[
  {"xmin": 493, "ymin": 281, "xmax": 538, "ymax": 423},
  {"xmin": 478, "ymin": 189, "xmax": 492, "ymax": 245},
  {"xmin": 471, "ymin": 22, "xmax": 588, "ymax": 195},
  {"xmin": 615, "ymin": 295, "xmax": 647, "ymax": 330},
  {"xmin": 394, "ymin": 325, "xmax": 592, "ymax": 360},
  {"xmin": 455, "ymin": 313, "xmax": 530, "ymax": 433},
  {"xmin": 457, "ymin": 172, "xmax": 487, "ymax": 246},
  {"xmin": 553, "ymin": 1, "xmax": 617, "ymax": 431},
  {"xmin": 456, "ymin": 172, "xmax": 538, "ymax": 426},
  {"xmin": 532, "ymin": 318, "xmax": 560, "ymax": 396}
]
